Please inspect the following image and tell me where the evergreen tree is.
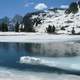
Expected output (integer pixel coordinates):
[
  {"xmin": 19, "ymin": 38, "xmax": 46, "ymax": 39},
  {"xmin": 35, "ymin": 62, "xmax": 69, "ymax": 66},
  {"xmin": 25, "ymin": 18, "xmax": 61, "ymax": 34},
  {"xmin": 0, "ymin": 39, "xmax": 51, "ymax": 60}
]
[
  {"xmin": 46, "ymin": 25, "xmax": 52, "ymax": 33},
  {"xmin": 46, "ymin": 25, "xmax": 55, "ymax": 33},
  {"xmin": 70, "ymin": 2, "xmax": 78, "ymax": 13},
  {"xmin": 65, "ymin": 2, "xmax": 78, "ymax": 14},
  {"xmin": 52, "ymin": 25, "xmax": 56, "ymax": 32},
  {"xmin": 71, "ymin": 27, "xmax": 75, "ymax": 35},
  {"xmin": 1, "ymin": 22, "xmax": 8, "ymax": 32},
  {"xmin": 15, "ymin": 22, "xmax": 19, "ymax": 32},
  {"xmin": 0, "ymin": 24, "xmax": 2, "ymax": 31},
  {"xmin": 78, "ymin": 0, "xmax": 80, "ymax": 8},
  {"xmin": 23, "ymin": 13, "xmax": 35, "ymax": 32}
]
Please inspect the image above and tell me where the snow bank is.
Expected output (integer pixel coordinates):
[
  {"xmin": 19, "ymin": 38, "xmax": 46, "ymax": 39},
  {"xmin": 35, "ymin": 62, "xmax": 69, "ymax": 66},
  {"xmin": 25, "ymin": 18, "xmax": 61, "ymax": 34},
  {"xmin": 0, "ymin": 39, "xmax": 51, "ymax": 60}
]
[{"xmin": 0, "ymin": 32, "xmax": 79, "ymax": 43}]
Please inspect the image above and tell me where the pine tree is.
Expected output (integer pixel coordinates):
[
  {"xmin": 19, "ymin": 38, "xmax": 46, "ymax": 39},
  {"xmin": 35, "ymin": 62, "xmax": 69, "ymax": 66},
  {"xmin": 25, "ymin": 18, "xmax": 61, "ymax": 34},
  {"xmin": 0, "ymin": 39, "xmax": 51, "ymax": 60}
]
[
  {"xmin": 78, "ymin": 0, "xmax": 80, "ymax": 8},
  {"xmin": 23, "ymin": 13, "xmax": 35, "ymax": 32},
  {"xmin": 70, "ymin": 2, "xmax": 78, "ymax": 13},
  {"xmin": 52, "ymin": 25, "xmax": 55, "ymax": 32},
  {"xmin": 1, "ymin": 22, "xmax": 8, "ymax": 32},
  {"xmin": 15, "ymin": 22, "xmax": 19, "ymax": 32},
  {"xmin": 71, "ymin": 27, "xmax": 75, "ymax": 35},
  {"xmin": 46, "ymin": 25, "xmax": 55, "ymax": 33},
  {"xmin": 46, "ymin": 25, "xmax": 52, "ymax": 33},
  {"xmin": 65, "ymin": 2, "xmax": 78, "ymax": 14}
]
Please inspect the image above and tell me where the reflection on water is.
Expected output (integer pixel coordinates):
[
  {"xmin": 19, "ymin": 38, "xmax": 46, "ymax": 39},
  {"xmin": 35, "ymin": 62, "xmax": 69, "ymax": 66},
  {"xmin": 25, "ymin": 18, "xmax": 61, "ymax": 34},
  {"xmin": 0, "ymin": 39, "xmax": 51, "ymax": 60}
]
[
  {"xmin": 0, "ymin": 42, "xmax": 80, "ymax": 58},
  {"xmin": 34, "ymin": 42, "xmax": 80, "ymax": 57}
]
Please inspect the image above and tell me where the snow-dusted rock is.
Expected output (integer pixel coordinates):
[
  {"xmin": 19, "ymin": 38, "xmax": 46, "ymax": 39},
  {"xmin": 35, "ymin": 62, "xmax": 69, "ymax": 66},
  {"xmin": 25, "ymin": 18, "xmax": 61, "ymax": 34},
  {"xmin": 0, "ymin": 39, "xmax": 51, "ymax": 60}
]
[
  {"xmin": 30, "ymin": 7, "xmax": 80, "ymax": 34},
  {"xmin": 20, "ymin": 56, "xmax": 41, "ymax": 65}
]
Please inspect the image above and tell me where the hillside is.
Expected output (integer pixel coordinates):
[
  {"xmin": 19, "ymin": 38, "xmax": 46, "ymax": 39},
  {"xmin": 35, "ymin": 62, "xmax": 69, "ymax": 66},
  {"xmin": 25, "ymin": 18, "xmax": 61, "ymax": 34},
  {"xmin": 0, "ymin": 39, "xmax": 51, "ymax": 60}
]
[
  {"xmin": 31, "ymin": 9, "xmax": 80, "ymax": 34},
  {"xmin": 23, "ymin": 1, "xmax": 80, "ymax": 34}
]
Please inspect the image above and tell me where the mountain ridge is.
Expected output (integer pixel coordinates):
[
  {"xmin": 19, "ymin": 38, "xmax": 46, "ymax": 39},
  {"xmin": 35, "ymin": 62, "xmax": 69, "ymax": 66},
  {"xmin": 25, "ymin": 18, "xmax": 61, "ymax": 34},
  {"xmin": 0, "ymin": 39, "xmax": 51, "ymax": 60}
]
[{"xmin": 25, "ymin": 1, "xmax": 80, "ymax": 34}]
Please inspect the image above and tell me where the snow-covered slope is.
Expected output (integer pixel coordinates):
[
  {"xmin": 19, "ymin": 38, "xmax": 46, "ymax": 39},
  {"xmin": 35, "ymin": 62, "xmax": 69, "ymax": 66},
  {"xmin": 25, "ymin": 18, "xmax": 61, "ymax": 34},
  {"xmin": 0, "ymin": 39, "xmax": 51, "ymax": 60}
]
[{"xmin": 30, "ymin": 7, "xmax": 80, "ymax": 34}]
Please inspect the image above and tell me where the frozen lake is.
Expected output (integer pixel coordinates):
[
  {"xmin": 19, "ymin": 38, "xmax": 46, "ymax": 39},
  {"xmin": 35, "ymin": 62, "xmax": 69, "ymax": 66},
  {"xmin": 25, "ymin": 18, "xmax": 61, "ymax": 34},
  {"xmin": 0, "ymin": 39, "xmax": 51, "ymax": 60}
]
[
  {"xmin": 0, "ymin": 42, "xmax": 79, "ymax": 80},
  {"xmin": 0, "ymin": 32, "xmax": 80, "ymax": 43}
]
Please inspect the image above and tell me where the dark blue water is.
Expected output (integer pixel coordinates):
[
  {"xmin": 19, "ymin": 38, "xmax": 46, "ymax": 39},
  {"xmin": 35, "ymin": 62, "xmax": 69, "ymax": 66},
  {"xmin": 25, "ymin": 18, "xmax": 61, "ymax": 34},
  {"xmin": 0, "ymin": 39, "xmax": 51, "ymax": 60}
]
[{"xmin": 0, "ymin": 42, "xmax": 80, "ymax": 75}]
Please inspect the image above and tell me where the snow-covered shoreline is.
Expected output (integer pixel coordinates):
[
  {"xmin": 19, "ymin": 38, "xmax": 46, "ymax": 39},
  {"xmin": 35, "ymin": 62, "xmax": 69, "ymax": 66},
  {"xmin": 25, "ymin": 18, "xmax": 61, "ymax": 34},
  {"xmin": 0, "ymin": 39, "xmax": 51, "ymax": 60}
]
[
  {"xmin": 0, "ymin": 32, "xmax": 79, "ymax": 43},
  {"xmin": 0, "ymin": 67, "xmax": 80, "ymax": 80}
]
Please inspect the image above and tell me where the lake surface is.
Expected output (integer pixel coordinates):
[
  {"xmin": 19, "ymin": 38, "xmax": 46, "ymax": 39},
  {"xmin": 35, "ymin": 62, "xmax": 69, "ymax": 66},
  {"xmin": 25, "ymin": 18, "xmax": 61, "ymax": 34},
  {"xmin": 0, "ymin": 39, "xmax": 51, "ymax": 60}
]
[{"xmin": 0, "ymin": 42, "xmax": 80, "ymax": 80}]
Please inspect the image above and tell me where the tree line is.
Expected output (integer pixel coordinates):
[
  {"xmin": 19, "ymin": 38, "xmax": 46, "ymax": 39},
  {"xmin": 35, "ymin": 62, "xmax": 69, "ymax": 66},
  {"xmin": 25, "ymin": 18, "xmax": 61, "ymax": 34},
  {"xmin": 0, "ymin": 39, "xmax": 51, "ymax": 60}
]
[
  {"xmin": 0, "ymin": 21, "xmax": 56, "ymax": 33},
  {"xmin": 0, "ymin": 22, "xmax": 23, "ymax": 32},
  {"xmin": 0, "ymin": 21, "xmax": 76, "ymax": 35}
]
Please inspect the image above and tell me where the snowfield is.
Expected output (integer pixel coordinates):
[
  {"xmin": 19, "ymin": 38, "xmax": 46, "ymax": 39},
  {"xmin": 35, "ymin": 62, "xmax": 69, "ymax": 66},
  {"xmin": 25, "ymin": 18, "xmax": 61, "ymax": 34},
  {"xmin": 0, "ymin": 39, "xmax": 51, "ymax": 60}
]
[
  {"xmin": 0, "ymin": 32, "xmax": 79, "ymax": 43},
  {"xmin": 31, "ymin": 8, "xmax": 80, "ymax": 34}
]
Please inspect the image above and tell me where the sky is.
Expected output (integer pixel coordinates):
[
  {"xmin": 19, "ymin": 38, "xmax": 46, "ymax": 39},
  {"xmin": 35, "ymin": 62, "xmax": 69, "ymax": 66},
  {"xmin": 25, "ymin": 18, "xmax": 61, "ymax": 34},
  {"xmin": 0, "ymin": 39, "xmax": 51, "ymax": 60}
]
[{"xmin": 0, "ymin": 0, "xmax": 76, "ymax": 18}]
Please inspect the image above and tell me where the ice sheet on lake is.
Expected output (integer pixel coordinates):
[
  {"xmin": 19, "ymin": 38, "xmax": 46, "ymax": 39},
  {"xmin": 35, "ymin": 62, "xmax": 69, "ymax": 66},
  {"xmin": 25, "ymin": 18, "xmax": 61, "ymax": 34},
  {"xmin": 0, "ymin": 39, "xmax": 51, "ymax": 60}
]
[
  {"xmin": 0, "ymin": 32, "xmax": 79, "ymax": 43},
  {"xmin": 20, "ymin": 56, "xmax": 80, "ymax": 71},
  {"xmin": 0, "ymin": 67, "xmax": 80, "ymax": 80}
]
